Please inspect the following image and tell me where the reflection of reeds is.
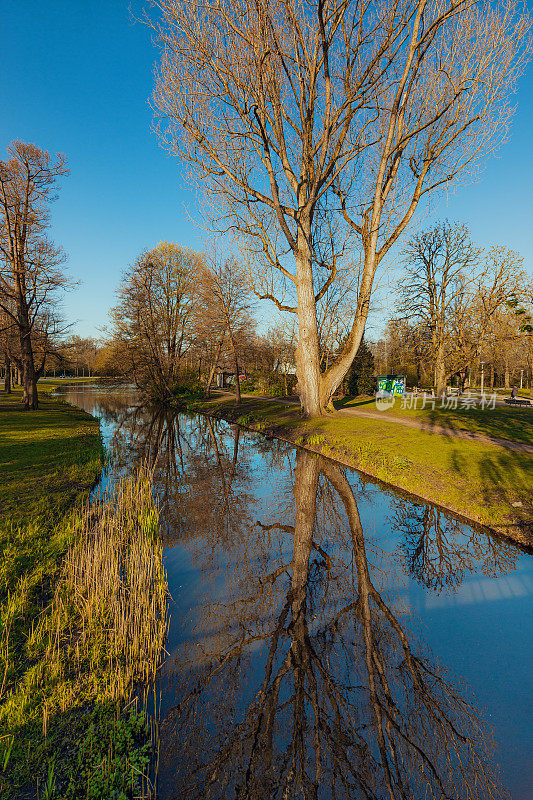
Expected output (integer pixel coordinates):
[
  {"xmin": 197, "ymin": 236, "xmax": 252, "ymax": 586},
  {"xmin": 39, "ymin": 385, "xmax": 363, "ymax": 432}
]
[{"xmin": 40, "ymin": 466, "xmax": 168, "ymax": 702}]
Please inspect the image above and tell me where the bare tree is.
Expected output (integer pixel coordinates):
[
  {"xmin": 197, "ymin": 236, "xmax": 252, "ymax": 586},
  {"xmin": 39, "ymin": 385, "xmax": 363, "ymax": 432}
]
[
  {"xmin": 111, "ymin": 241, "xmax": 202, "ymax": 398},
  {"xmin": 398, "ymin": 223, "xmax": 527, "ymax": 395},
  {"xmin": 198, "ymin": 254, "xmax": 256, "ymax": 403},
  {"xmin": 0, "ymin": 141, "xmax": 71, "ymax": 408},
  {"xmin": 266, "ymin": 317, "xmax": 297, "ymax": 394},
  {"xmin": 152, "ymin": 0, "xmax": 530, "ymax": 415},
  {"xmin": 398, "ymin": 222, "xmax": 480, "ymax": 394}
]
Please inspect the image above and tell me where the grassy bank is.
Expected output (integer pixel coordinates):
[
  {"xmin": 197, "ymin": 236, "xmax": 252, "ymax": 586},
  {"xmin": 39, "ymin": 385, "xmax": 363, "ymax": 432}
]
[
  {"xmin": 188, "ymin": 394, "xmax": 533, "ymax": 546},
  {"xmin": 0, "ymin": 388, "xmax": 167, "ymax": 798},
  {"xmin": 337, "ymin": 395, "xmax": 533, "ymax": 446}
]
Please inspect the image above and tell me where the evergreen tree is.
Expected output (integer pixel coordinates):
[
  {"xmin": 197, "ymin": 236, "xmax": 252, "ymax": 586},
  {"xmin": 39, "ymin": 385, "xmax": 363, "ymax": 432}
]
[{"xmin": 346, "ymin": 339, "xmax": 375, "ymax": 396}]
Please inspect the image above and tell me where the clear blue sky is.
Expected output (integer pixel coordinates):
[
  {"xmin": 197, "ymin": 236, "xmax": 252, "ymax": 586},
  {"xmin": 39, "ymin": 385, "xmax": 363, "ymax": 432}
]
[{"xmin": 1, "ymin": 0, "xmax": 532, "ymax": 338}]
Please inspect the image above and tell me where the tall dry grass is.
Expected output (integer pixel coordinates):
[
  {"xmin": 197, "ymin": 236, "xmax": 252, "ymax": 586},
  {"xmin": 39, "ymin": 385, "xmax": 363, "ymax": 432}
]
[
  {"xmin": 36, "ymin": 467, "xmax": 168, "ymax": 707},
  {"xmin": 0, "ymin": 467, "xmax": 168, "ymax": 798}
]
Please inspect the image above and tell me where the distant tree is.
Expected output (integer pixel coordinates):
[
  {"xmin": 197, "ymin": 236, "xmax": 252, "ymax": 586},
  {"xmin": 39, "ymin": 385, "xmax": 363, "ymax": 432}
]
[
  {"xmin": 398, "ymin": 223, "xmax": 527, "ymax": 395},
  {"xmin": 510, "ymin": 286, "xmax": 533, "ymax": 397},
  {"xmin": 346, "ymin": 339, "xmax": 375, "ymax": 396},
  {"xmin": 93, "ymin": 337, "xmax": 127, "ymax": 377},
  {"xmin": 198, "ymin": 254, "xmax": 255, "ymax": 404},
  {"xmin": 64, "ymin": 335, "xmax": 99, "ymax": 377},
  {"xmin": 267, "ymin": 318, "xmax": 297, "ymax": 396},
  {"xmin": 111, "ymin": 242, "xmax": 202, "ymax": 397},
  {"xmin": 0, "ymin": 141, "xmax": 70, "ymax": 408},
  {"xmin": 381, "ymin": 317, "xmax": 431, "ymax": 387}
]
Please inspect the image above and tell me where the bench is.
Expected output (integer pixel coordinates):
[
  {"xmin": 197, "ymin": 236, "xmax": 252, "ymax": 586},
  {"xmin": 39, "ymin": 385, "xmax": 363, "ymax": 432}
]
[{"xmin": 504, "ymin": 398, "xmax": 532, "ymax": 407}]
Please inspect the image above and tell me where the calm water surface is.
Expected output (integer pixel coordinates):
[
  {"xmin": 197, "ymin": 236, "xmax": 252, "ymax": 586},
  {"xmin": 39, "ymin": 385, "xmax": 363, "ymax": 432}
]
[{"xmin": 58, "ymin": 384, "xmax": 533, "ymax": 800}]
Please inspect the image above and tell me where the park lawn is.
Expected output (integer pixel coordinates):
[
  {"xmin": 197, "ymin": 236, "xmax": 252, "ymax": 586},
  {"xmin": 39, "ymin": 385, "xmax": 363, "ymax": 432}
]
[
  {"xmin": 37, "ymin": 376, "xmax": 103, "ymax": 388},
  {"xmin": 0, "ymin": 387, "xmax": 103, "ymax": 527},
  {"xmin": 191, "ymin": 394, "xmax": 533, "ymax": 543},
  {"xmin": 0, "ymin": 387, "xmax": 100, "ymax": 795},
  {"xmin": 302, "ymin": 413, "xmax": 532, "ymax": 536},
  {"xmin": 337, "ymin": 395, "xmax": 533, "ymax": 446},
  {"xmin": 0, "ymin": 386, "xmax": 103, "ymax": 689}
]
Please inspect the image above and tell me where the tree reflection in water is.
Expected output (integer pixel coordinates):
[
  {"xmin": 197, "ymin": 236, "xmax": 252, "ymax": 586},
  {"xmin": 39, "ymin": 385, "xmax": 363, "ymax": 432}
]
[
  {"xmin": 390, "ymin": 500, "xmax": 519, "ymax": 594},
  {"xmin": 158, "ymin": 446, "xmax": 508, "ymax": 800},
  {"xmin": 100, "ymin": 400, "xmax": 259, "ymax": 544},
  {"xmin": 88, "ymin": 400, "xmax": 512, "ymax": 798}
]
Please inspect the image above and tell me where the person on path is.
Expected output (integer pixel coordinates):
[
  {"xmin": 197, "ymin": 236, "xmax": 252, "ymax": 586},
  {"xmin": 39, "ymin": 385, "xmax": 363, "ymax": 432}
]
[{"xmin": 511, "ymin": 386, "xmax": 518, "ymax": 399}]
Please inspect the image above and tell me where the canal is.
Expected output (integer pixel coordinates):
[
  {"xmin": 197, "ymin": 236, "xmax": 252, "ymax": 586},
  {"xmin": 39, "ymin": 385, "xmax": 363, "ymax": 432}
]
[{"xmin": 57, "ymin": 383, "xmax": 533, "ymax": 800}]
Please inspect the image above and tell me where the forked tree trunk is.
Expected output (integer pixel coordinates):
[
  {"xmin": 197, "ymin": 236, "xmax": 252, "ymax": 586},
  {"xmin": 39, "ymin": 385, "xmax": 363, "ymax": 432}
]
[{"xmin": 318, "ymin": 260, "xmax": 374, "ymax": 412}]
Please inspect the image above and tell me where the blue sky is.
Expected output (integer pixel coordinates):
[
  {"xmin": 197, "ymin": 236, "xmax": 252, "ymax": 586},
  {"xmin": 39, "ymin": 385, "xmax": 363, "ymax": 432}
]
[{"xmin": 1, "ymin": 0, "xmax": 532, "ymax": 338}]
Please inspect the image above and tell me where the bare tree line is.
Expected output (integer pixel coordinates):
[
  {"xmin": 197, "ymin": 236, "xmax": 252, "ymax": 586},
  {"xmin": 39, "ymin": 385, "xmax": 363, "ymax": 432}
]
[
  {"xmin": 106, "ymin": 242, "xmax": 285, "ymax": 401},
  {"xmin": 377, "ymin": 220, "xmax": 532, "ymax": 394},
  {"xmin": 0, "ymin": 141, "xmax": 72, "ymax": 408}
]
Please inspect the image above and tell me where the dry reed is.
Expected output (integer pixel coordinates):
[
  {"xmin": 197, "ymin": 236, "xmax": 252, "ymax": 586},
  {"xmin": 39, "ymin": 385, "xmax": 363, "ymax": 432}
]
[{"xmin": 34, "ymin": 466, "xmax": 168, "ymax": 707}]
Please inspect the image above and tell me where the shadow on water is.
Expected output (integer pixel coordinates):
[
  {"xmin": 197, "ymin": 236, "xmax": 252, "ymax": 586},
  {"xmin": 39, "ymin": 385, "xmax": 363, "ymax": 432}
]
[{"xmin": 54, "ymin": 385, "xmax": 533, "ymax": 800}]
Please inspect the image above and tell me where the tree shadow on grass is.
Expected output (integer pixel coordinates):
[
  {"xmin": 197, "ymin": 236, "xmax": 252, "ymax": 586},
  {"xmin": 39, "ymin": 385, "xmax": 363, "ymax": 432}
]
[
  {"xmin": 437, "ymin": 429, "xmax": 533, "ymax": 545},
  {"xmin": 420, "ymin": 404, "xmax": 533, "ymax": 448}
]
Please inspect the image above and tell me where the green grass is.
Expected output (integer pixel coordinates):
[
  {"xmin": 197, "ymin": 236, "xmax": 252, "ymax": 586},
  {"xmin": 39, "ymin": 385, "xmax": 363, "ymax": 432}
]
[
  {"xmin": 304, "ymin": 413, "xmax": 533, "ymax": 534},
  {"xmin": 0, "ymin": 387, "xmax": 103, "ymax": 528},
  {"xmin": 336, "ymin": 395, "xmax": 533, "ymax": 446},
  {"xmin": 0, "ymin": 387, "xmax": 167, "ymax": 798},
  {"xmin": 193, "ymin": 394, "xmax": 533, "ymax": 544},
  {"xmin": 0, "ymin": 469, "xmax": 167, "ymax": 799}
]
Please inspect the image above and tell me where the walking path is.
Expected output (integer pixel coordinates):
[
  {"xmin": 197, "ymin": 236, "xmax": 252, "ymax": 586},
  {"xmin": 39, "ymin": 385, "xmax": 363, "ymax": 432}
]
[{"xmin": 336, "ymin": 406, "xmax": 533, "ymax": 454}]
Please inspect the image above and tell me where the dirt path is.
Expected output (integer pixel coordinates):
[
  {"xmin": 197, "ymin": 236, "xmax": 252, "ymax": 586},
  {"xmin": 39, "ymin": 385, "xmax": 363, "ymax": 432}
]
[{"xmin": 337, "ymin": 407, "xmax": 533, "ymax": 454}]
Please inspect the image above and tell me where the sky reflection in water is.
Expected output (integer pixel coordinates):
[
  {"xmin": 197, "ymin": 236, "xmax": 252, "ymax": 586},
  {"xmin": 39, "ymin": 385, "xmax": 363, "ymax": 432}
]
[{"xmin": 57, "ymin": 385, "xmax": 533, "ymax": 800}]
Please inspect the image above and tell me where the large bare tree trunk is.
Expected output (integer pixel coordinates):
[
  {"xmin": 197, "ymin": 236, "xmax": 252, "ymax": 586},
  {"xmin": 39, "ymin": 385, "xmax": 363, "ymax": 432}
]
[
  {"xmin": 295, "ymin": 244, "xmax": 322, "ymax": 416},
  {"xmin": 18, "ymin": 300, "xmax": 38, "ymax": 409}
]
